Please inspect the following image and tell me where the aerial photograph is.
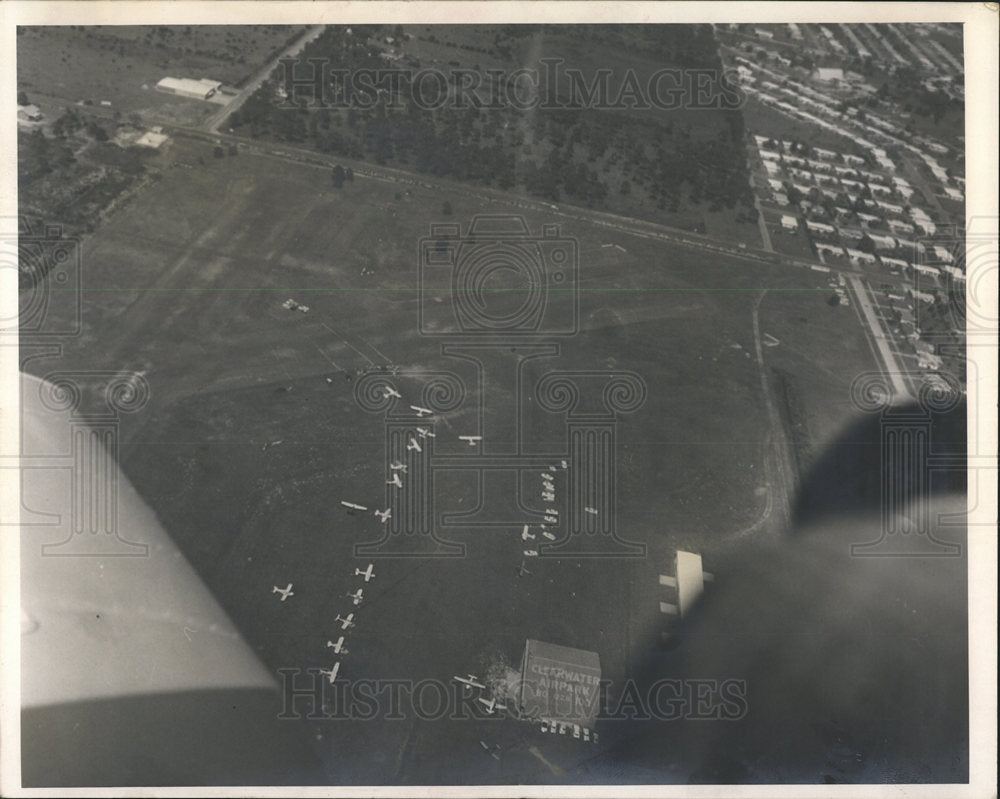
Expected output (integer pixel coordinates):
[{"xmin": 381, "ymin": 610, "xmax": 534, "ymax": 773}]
[{"xmin": 4, "ymin": 4, "xmax": 996, "ymax": 795}]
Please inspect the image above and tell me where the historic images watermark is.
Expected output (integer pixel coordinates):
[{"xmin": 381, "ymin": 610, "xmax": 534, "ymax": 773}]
[
  {"xmin": 278, "ymin": 672, "xmax": 749, "ymax": 724},
  {"xmin": 353, "ymin": 215, "xmax": 647, "ymax": 558},
  {"xmin": 277, "ymin": 58, "xmax": 745, "ymax": 112},
  {"xmin": 3, "ymin": 217, "xmax": 150, "ymax": 556}
]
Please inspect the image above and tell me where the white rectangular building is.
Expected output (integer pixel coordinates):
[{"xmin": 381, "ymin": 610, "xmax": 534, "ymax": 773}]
[{"xmin": 156, "ymin": 77, "xmax": 223, "ymax": 100}]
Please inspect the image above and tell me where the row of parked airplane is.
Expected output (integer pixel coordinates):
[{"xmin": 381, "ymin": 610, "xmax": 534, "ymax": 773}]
[
  {"xmin": 272, "ymin": 564, "xmax": 376, "ymax": 684},
  {"xmin": 322, "ymin": 563, "xmax": 376, "ymax": 682}
]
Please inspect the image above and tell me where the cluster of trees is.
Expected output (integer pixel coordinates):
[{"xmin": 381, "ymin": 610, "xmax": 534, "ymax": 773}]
[{"xmin": 231, "ymin": 23, "xmax": 755, "ymax": 219}]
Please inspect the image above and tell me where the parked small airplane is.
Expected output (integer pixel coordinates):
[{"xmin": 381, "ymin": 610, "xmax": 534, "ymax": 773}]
[
  {"xmin": 542, "ymin": 481, "xmax": 555, "ymax": 492},
  {"xmin": 521, "ymin": 525, "xmax": 536, "ymax": 541},
  {"xmin": 341, "ymin": 501, "xmax": 368, "ymax": 512},
  {"xmin": 346, "ymin": 588, "xmax": 364, "ymax": 606},
  {"xmin": 335, "ymin": 613, "xmax": 355, "ymax": 630},
  {"xmin": 355, "ymin": 563, "xmax": 376, "ymax": 582},
  {"xmin": 319, "ymin": 663, "xmax": 341, "ymax": 684},
  {"xmin": 561, "ymin": 460, "xmax": 568, "ymax": 469},
  {"xmin": 459, "ymin": 435, "xmax": 482, "ymax": 446},
  {"xmin": 543, "ymin": 515, "xmax": 558, "ymax": 524},
  {"xmin": 409, "ymin": 405, "xmax": 433, "ymax": 417},
  {"xmin": 542, "ymin": 530, "xmax": 557, "ymax": 541},
  {"xmin": 542, "ymin": 492, "xmax": 555, "ymax": 502},
  {"xmin": 545, "ymin": 508, "xmax": 559, "ymax": 516},
  {"xmin": 415, "ymin": 427, "xmax": 436, "ymax": 439},
  {"xmin": 516, "ymin": 560, "xmax": 531, "ymax": 577},
  {"xmin": 387, "ymin": 473, "xmax": 403, "ymax": 488},
  {"xmin": 453, "ymin": 673, "xmax": 486, "ymax": 689},
  {"xmin": 382, "ymin": 387, "xmax": 402, "ymax": 399},
  {"xmin": 374, "ymin": 508, "xmax": 391, "ymax": 523},
  {"xmin": 407, "ymin": 437, "xmax": 422, "ymax": 452},
  {"xmin": 541, "ymin": 473, "xmax": 554, "ymax": 481},
  {"xmin": 524, "ymin": 549, "xmax": 539, "ymax": 557},
  {"xmin": 326, "ymin": 636, "xmax": 348, "ymax": 654},
  {"xmin": 584, "ymin": 506, "xmax": 599, "ymax": 515},
  {"xmin": 477, "ymin": 696, "xmax": 507, "ymax": 714},
  {"xmin": 272, "ymin": 583, "xmax": 294, "ymax": 601},
  {"xmin": 389, "ymin": 460, "xmax": 408, "ymax": 473}
]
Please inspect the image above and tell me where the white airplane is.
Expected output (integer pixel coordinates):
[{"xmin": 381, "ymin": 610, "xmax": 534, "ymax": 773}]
[
  {"xmin": 341, "ymin": 501, "xmax": 368, "ymax": 512},
  {"xmin": 542, "ymin": 481, "xmax": 555, "ymax": 492},
  {"xmin": 272, "ymin": 583, "xmax": 294, "ymax": 601},
  {"xmin": 335, "ymin": 613, "xmax": 355, "ymax": 630},
  {"xmin": 319, "ymin": 663, "xmax": 341, "ymax": 684},
  {"xmin": 387, "ymin": 473, "xmax": 403, "ymax": 488},
  {"xmin": 389, "ymin": 461, "xmax": 408, "ymax": 473},
  {"xmin": 326, "ymin": 636, "xmax": 348, "ymax": 654},
  {"xmin": 542, "ymin": 530, "xmax": 557, "ymax": 541},
  {"xmin": 374, "ymin": 508, "xmax": 391, "ymax": 523},
  {"xmin": 382, "ymin": 387, "xmax": 402, "ymax": 399},
  {"xmin": 355, "ymin": 563, "xmax": 376, "ymax": 582},
  {"xmin": 459, "ymin": 435, "xmax": 482, "ymax": 446},
  {"xmin": 477, "ymin": 696, "xmax": 507, "ymax": 714},
  {"xmin": 543, "ymin": 515, "xmax": 558, "ymax": 524},
  {"xmin": 521, "ymin": 525, "xmax": 536, "ymax": 541},
  {"xmin": 409, "ymin": 405, "xmax": 433, "ymax": 417},
  {"xmin": 516, "ymin": 560, "xmax": 531, "ymax": 577},
  {"xmin": 407, "ymin": 437, "xmax": 422, "ymax": 453},
  {"xmin": 524, "ymin": 549, "xmax": 539, "ymax": 558},
  {"xmin": 584, "ymin": 506, "xmax": 599, "ymax": 515},
  {"xmin": 541, "ymin": 472, "xmax": 554, "ymax": 481},
  {"xmin": 346, "ymin": 588, "xmax": 364, "ymax": 606},
  {"xmin": 415, "ymin": 427, "xmax": 436, "ymax": 439},
  {"xmin": 545, "ymin": 508, "xmax": 559, "ymax": 516},
  {"xmin": 541, "ymin": 492, "xmax": 555, "ymax": 502},
  {"xmin": 561, "ymin": 460, "xmax": 568, "ymax": 469},
  {"xmin": 453, "ymin": 673, "xmax": 486, "ymax": 689}
]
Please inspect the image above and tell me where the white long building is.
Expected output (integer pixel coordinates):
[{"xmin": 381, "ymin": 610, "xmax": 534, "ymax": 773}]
[{"xmin": 156, "ymin": 77, "xmax": 223, "ymax": 100}]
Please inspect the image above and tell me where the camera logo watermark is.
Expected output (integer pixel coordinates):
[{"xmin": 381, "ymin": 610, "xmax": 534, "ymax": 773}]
[
  {"xmin": 2, "ymin": 217, "xmax": 82, "ymax": 339},
  {"xmin": 419, "ymin": 217, "xmax": 578, "ymax": 337},
  {"xmin": 354, "ymin": 214, "xmax": 646, "ymax": 558}
]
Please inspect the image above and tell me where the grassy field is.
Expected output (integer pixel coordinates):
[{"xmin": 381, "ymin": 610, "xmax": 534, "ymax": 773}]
[
  {"xmin": 23, "ymin": 137, "xmax": 880, "ymax": 784},
  {"xmin": 17, "ymin": 26, "xmax": 305, "ymax": 126}
]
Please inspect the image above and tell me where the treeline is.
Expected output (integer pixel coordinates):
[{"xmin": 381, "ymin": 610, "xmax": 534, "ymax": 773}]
[{"xmin": 231, "ymin": 24, "xmax": 754, "ymax": 217}]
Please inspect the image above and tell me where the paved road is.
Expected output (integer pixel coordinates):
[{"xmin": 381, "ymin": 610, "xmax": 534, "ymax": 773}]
[
  {"xmin": 814, "ymin": 248, "xmax": 916, "ymax": 402},
  {"xmin": 202, "ymin": 25, "xmax": 326, "ymax": 134}
]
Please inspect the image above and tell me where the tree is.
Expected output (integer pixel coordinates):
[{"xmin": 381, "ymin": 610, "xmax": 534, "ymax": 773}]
[
  {"xmin": 17, "ymin": 91, "xmax": 29, "ymax": 106},
  {"xmin": 331, "ymin": 164, "xmax": 346, "ymax": 187},
  {"xmin": 859, "ymin": 234, "xmax": 876, "ymax": 255},
  {"xmin": 345, "ymin": 167, "xmax": 354, "ymax": 182}
]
